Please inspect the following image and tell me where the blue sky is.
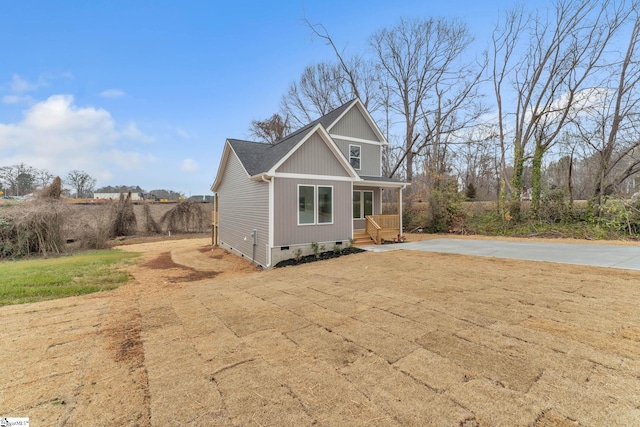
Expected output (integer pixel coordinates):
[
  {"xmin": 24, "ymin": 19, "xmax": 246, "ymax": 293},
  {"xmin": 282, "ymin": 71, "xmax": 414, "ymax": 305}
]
[{"xmin": 0, "ymin": 0, "xmax": 515, "ymax": 195}]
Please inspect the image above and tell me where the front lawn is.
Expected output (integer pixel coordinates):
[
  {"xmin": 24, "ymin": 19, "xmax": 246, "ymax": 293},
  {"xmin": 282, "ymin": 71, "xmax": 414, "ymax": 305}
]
[{"xmin": 0, "ymin": 250, "xmax": 140, "ymax": 306}]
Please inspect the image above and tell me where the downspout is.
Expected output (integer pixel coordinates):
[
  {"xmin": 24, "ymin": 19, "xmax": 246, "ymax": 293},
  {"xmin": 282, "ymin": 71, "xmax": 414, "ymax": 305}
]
[{"xmin": 261, "ymin": 174, "xmax": 272, "ymax": 268}]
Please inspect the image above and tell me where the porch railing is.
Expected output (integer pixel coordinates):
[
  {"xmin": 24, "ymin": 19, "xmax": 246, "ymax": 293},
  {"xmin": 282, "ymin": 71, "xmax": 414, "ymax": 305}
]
[{"xmin": 365, "ymin": 214, "xmax": 401, "ymax": 244}]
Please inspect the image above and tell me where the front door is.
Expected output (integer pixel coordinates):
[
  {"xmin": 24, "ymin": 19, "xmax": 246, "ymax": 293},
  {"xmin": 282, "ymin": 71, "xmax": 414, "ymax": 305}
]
[{"xmin": 353, "ymin": 190, "xmax": 373, "ymax": 230}]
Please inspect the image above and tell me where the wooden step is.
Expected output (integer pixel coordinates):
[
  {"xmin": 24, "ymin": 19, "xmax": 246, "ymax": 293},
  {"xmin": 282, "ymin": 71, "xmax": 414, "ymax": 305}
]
[{"xmin": 353, "ymin": 230, "xmax": 373, "ymax": 245}]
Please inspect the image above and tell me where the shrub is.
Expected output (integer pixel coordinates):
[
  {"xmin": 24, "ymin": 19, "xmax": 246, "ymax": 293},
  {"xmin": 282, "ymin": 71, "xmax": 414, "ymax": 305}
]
[
  {"xmin": 142, "ymin": 202, "xmax": 162, "ymax": 234},
  {"xmin": 111, "ymin": 192, "xmax": 137, "ymax": 237},
  {"xmin": 0, "ymin": 199, "xmax": 68, "ymax": 258},
  {"xmin": 425, "ymin": 182, "xmax": 466, "ymax": 233},
  {"xmin": 599, "ymin": 197, "xmax": 640, "ymax": 236},
  {"xmin": 160, "ymin": 199, "xmax": 206, "ymax": 233},
  {"xmin": 465, "ymin": 182, "xmax": 477, "ymax": 200},
  {"xmin": 38, "ymin": 176, "xmax": 63, "ymax": 199},
  {"xmin": 537, "ymin": 188, "xmax": 571, "ymax": 222},
  {"xmin": 78, "ymin": 204, "xmax": 113, "ymax": 249}
]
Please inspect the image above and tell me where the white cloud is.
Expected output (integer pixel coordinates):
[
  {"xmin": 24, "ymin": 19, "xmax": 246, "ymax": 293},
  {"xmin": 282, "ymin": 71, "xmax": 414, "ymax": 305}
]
[
  {"xmin": 10, "ymin": 74, "xmax": 37, "ymax": 93},
  {"xmin": 7, "ymin": 72, "xmax": 72, "ymax": 94},
  {"xmin": 107, "ymin": 150, "xmax": 158, "ymax": 170},
  {"xmin": 2, "ymin": 94, "xmax": 34, "ymax": 105},
  {"xmin": 181, "ymin": 158, "xmax": 198, "ymax": 172},
  {"xmin": 121, "ymin": 122, "xmax": 154, "ymax": 143},
  {"xmin": 173, "ymin": 127, "xmax": 190, "ymax": 139},
  {"xmin": 100, "ymin": 89, "xmax": 125, "ymax": 99},
  {"xmin": 0, "ymin": 94, "xmax": 156, "ymax": 179}
]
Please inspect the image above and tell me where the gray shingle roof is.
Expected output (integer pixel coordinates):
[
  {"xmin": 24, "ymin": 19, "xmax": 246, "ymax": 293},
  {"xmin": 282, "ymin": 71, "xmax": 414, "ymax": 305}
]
[{"xmin": 229, "ymin": 99, "xmax": 357, "ymax": 176}]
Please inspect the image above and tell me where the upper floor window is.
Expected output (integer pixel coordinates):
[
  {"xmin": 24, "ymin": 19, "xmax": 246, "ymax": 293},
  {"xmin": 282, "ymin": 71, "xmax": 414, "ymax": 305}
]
[{"xmin": 349, "ymin": 144, "xmax": 361, "ymax": 170}]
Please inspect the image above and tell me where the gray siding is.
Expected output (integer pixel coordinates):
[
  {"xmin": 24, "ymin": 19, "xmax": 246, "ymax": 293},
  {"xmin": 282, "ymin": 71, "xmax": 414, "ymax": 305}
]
[
  {"xmin": 352, "ymin": 187, "xmax": 382, "ymax": 230},
  {"xmin": 217, "ymin": 151, "xmax": 269, "ymax": 266},
  {"xmin": 333, "ymin": 138, "xmax": 381, "ymax": 177},
  {"xmin": 330, "ymin": 106, "xmax": 380, "ymax": 141},
  {"xmin": 276, "ymin": 132, "xmax": 349, "ymax": 177},
  {"xmin": 273, "ymin": 177, "xmax": 352, "ymax": 246}
]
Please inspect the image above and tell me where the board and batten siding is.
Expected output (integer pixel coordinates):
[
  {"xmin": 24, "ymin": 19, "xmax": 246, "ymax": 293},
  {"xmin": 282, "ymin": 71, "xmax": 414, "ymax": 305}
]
[
  {"xmin": 333, "ymin": 138, "xmax": 381, "ymax": 177},
  {"xmin": 273, "ymin": 177, "xmax": 352, "ymax": 246},
  {"xmin": 330, "ymin": 106, "xmax": 380, "ymax": 141},
  {"xmin": 276, "ymin": 132, "xmax": 350, "ymax": 177},
  {"xmin": 217, "ymin": 151, "xmax": 269, "ymax": 266},
  {"xmin": 352, "ymin": 186, "xmax": 382, "ymax": 230}
]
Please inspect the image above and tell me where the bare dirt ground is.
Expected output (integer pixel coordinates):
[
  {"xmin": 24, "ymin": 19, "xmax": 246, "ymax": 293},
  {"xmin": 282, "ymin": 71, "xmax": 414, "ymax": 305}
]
[{"xmin": 1, "ymin": 235, "xmax": 640, "ymax": 426}]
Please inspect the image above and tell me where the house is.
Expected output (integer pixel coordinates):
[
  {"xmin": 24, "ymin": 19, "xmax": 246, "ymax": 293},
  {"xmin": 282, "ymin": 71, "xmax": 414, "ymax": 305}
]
[
  {"xmin": 211, "ymin": 98, "xmax": 408, "ymax": 268},
  {"xmin": 94, "ymin": 192, "xmax": 145, "ymax": 201}
]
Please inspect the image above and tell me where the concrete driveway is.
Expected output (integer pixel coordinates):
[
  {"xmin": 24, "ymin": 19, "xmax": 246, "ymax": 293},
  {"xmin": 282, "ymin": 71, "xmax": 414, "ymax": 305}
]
[{"xmin": 361, "ymin": 238, "xmax": 640, "ymax": 271}]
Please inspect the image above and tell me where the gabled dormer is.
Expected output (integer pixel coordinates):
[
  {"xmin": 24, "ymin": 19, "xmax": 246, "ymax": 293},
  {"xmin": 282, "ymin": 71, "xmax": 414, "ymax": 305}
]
[{"xmin": 322, "ymin": 99, "xmax": 387, "ymax": 178}]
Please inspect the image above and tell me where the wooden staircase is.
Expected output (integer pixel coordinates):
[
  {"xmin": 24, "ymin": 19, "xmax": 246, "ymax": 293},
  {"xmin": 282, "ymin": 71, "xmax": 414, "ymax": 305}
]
[{"xmin": 353, "ymin": 229, "xmax": 374, "ymax": 246}]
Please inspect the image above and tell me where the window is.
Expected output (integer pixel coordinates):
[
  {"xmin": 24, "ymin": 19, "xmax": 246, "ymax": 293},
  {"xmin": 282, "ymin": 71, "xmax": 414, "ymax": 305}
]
[
  {"xmin": 298, "ymin": 185, "xmax": 315, "ymax": 224},
  {"xmin": 352, "ymin": 191, "xmax": 361, "ymax": 219},
  {"xmin": 349, "ymin": 144, "xmax": 361, "ymax": 170},
  {"xmin": 318, "ymin": 186, "xmax": 333, "ymax": 224},
  {"xmin": 353, "ymin": 190, "xmax": 373, "ymax": 219},
  {"xmin": 363, "ymin": 191, "xmax": 373, "ymax": 216},
  {"xmin": 298, "ymin": 185, "xmax": 333, "ymax": 225}
]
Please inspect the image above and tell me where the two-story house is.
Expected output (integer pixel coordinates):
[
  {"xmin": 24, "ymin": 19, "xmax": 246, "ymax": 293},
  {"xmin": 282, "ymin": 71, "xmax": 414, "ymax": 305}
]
[{"xmin": 211, "ymin": 98, "xmax": 408, "ymax": 268}]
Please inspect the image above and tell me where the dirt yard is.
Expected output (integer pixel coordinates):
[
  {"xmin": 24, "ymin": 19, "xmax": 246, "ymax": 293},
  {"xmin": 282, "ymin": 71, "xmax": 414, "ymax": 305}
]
[{"xmin": 1, "ymin": 236, "xmax": 640, "ymax": 426}]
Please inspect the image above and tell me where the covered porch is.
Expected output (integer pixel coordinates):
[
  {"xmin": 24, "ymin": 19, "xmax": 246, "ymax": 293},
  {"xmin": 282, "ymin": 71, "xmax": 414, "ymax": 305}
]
[{"xmin": 353, "ymin": 177, "xmax": 407, "ymax": 245}]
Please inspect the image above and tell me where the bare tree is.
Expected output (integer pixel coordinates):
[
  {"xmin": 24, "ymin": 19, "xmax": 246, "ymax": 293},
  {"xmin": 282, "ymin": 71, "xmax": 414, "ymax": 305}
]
[
  {"xmin": 34, "ymin": 168, "xmax": 54, "ymax": 189},
  {"xmin": 0, "ymin": 163, "xmax": 36, "ymax": 196},
  {"xmin": 281, "ymin": 20, "xmax": 380, "ymax": 128},
  {"xmin": 249, "ymin": 113, "xmax": 291, "ymax": 144},
  {"xmin": 370, "ymin": 18, "xmax": 483, "ymax": 183},
  {"xmin": 492, "ymin": 6, "xmax": 526, "ymax": 215},
  {"xmin": 573, "ymin": 11, "xmax": 640, "ymax": 214},
  {"xmin": 66, "ymin": 170, "xmax": 96, "ymax": 199},
  {"xmin": 491, "ymin": 0, "xmax": 630, "ymax": 218}
]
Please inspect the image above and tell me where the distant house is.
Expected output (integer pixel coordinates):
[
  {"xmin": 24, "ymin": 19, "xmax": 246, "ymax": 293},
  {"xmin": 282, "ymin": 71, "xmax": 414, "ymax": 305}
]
[
  {"xmin": 188, "ymin": 195, "xmax": 214, "ymax": 203},
  {"xmin": 93, "ymin": 192, "xmax": 144, "ymax": 201},
  {"xmin": 211, "ymin": 98, "xmax": 408, "ymax": 268}
]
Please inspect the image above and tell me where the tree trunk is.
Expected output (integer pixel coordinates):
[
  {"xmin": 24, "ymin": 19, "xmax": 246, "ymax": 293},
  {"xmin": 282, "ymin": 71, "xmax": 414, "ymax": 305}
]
[
  {"xmin": 510, "ymin": 145, "xmax": 525, "ymax": 220},
  {"xmin": 530, "ymin": 142, "xmax": 544, "ymax": 218}
]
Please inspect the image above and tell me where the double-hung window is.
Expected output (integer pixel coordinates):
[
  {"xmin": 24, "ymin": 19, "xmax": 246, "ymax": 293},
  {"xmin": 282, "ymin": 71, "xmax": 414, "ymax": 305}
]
[
  {"xmin": 349, "ymin": 145, "xmax": 361, "ymax": 170},
  {"xmin": 298, "ymin": 185, "xmax": 333, "ymax": 225}
]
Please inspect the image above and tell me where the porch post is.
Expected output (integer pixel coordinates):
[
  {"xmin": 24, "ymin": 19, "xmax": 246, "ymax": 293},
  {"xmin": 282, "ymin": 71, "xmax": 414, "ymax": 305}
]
[{"xmin": 398, "ymin": 187, "xmax": 403, "ymax": 236}]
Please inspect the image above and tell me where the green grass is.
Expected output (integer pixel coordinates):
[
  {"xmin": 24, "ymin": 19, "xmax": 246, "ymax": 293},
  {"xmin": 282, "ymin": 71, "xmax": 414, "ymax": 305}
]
[{"xmin": 0, "ymin": 249, "xmax": 140, "ymax": 306}]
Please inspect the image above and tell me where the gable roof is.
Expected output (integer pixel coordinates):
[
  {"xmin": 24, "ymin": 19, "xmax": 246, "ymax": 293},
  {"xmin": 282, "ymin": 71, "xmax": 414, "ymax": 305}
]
[
  {"xmin": 325, "ymin": 99, "xmax": 387, "ymax": 144},
  {"xmin": 211, "ymin": 99, "xmax": 403, "ymax": 192},
  {"xmin": 218, "ymin": 99, "xmax": 358, "ymax": 178}
]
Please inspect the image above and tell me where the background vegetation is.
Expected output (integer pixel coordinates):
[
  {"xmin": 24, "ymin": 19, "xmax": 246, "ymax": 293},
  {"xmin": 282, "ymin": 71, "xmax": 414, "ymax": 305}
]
[{"xmin": 253, "ymin": 0, "xmax": 640, "ymax": 238}]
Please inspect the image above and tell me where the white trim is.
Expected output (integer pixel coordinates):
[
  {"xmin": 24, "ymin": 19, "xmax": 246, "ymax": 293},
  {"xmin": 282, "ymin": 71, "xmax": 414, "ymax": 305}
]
[
  {"xmin": 268, "ymin": 176, "xmax": 274, "ymax": 266},
  {"xmin": 273, "ymin": 172, "xmax": 357, "ymax": 182},
  {"xmin": 212, "ymin": 140, "xmax": 252, "ymax": 192},
  {"xmin": 268, "ymin": 124, "xmax": 359, "ymax": 178},
  {"xmin": 349, "ymin": 144, "xmax": 361, "ymax": 171},
  {"xmin": 296, "ymin": 184, "xmax": 334, "ymax": 226},
  {"xmin": 297, "ymin": 184, "xmax": 316, "ymax": 226},
  {"xmin": 358, "ymin": 179, "xmax": 408, "ymax": 189},
  {"xmin": 330, "ymin": 134, "xmax": 386, "ymax": 146},
  {"xmin": 317, "ymin": 185, "xmax": 334, "ymax": 225},
  {"xmin": 399, "ymin": 187, "xmax": 403, "ymax": 234},
  {"xmin": 323, "ymin": 99, "xmax": 358, "ymax": 131},
  {"xmin": 350, "ymin": 181, "xmax": 354, "ymax": 239},
  {"xmin": 325, "ymin": 99, "xmax": 387, "ymax": 144},
  {"xmin": 352, "ymin": 189, "xmax": 374, "ymax": 219}
]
